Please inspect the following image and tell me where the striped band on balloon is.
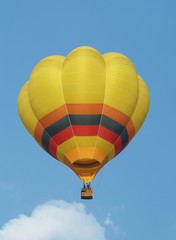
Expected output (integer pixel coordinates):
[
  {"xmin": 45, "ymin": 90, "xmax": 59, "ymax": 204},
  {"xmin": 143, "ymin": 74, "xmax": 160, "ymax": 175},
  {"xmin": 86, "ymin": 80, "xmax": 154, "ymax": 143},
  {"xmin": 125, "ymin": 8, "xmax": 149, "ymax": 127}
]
[{"xmin": 34, "ymin": 104, "xmax": 135, "ymax": 167}]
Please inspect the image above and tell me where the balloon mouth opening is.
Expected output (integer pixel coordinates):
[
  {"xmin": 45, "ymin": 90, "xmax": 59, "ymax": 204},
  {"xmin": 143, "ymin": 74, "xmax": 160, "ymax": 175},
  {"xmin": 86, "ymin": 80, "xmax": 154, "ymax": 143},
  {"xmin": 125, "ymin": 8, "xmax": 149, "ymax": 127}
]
[
  {"xmin": 72, "ymin": 159, "xmax": 100, "ymax": 182},
  {"xmin": 73, "ymin": 159, "xmax": 100, "ymax": 168}
]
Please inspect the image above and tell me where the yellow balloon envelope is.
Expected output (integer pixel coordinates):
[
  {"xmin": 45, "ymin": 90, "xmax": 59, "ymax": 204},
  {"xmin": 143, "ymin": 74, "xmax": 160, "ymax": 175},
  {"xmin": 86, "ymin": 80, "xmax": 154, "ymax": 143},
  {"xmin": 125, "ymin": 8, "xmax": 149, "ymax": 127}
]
[{"xmin": 18, "ymin": 46, "xmax": 150, "ymax": 183}]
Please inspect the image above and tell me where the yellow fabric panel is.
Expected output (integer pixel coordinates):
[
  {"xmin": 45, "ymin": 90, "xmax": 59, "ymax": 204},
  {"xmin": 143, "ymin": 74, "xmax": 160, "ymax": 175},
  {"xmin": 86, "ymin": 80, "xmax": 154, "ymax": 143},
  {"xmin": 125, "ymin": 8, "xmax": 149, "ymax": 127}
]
[
  {"xmin": 93, "ymin": 147, "xmax": 107, "ymax": 162},
  {"xmin": 72, "ymin": 136, "xmax": 100, "ymax": 162},
  {"xmin": 75, "ymin": 166, "xmax": 99, "ymax": 172},
  {"xmin": 58, "ymin": 137, "xmax": 79, "ymax": 155},
  {"xmin": 66, "ymin": 146, "xmax": 108, "ymax": 164},
  {"xmin": 103, "ymin": 52, "xmax": 138, "ymax": 117},
  {"xmin": 64, "ymin": 136, "xmax": 97, "ymax": 162},
  {"xmin": 65, "ymin": 148, "xmax": 80, "ymax": 163},
  {"xmin": 74, "ymin": 137, "xmax": 114, "ymax": 160},
  {"xmin": 75, "ymin": 147, "xmax": 94, "ymax": 160},
  {"xmin": 17, "ymin": 82, "xmax": 38, "ymax": 138},
  {"xmin": 66, "ymin": 147, "xmax": 95, "ymax": 163},
  {"xmin": 131, "ymin": 75, "xmax": 150, "ymax": 134},
  {"xmin": 94, "ymin": 137, "xmax": 115, "ymax": 160},
  {"xmin": 58, "ymin": 136, "xmax": 97, "ymax": 162},
  {"xmin": 78, "ymin": 174, "xmax": 96, "ymax": 183},
  {"xmin": 28, "ymin": 55, "xmax": 65, "ymax": 120},
  {"xmin": 75, "ymin": 136, "xmax": 97, "ymax": 147},
  {"xmin": 107, "ymin": 147, "xmax": 117, "ymax": 163},
  {"xmin": 56, "ymin": 148, "xmax": 65, "ymax": 163},
  {"xmin": 61, "ymin": 46, "xmax": 106, "ymax": 104}
]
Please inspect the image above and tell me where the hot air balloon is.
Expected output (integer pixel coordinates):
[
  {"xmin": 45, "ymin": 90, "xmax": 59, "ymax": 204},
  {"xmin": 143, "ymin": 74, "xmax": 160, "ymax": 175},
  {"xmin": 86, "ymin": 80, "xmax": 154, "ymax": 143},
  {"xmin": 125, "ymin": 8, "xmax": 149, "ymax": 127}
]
[{"xmin": 17, "ymin": 46, "xmax": 150, "ymax": 199}]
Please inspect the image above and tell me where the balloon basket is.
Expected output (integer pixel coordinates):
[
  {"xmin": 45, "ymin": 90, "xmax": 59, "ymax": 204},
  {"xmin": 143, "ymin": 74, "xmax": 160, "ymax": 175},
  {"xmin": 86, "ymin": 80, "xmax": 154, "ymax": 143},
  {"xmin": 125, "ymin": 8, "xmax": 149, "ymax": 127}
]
[{"xmin": 81, "ymin": 187, "xmax": 93, "ymax": 199}]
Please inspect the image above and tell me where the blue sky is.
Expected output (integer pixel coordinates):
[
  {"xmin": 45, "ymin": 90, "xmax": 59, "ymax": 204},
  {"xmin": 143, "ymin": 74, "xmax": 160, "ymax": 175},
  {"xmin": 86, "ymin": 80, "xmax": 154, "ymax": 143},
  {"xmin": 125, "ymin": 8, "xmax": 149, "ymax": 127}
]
[{"xmin": 1, "ymin": 0, "xmax": 176, "ymax": 239}]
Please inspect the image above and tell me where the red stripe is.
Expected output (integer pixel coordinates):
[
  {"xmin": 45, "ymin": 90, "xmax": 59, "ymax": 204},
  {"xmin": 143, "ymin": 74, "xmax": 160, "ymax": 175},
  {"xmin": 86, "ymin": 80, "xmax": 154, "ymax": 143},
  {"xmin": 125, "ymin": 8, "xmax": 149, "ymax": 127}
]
[
  {"xmin": 49, "ymin": 126, "xmax": 74, "ymax": 158},
  {"xmin": 73, "ymin": 163, "xmax": 100, "ymax": 168},
  {"xmin": 99, "ymin": 126, "xmax": 119, "ymax": 144},
  {"xmin": 51, "ymin": 126, "xmax": 74, "ymax": 145},
  {"xmin": 114, "ymin": 137, "xmax": 123, "ymax": 156},
  {"xmin": 72, "ymin": 125, "xmax": 99, "ymax": 136},
  {"xmin": 48, "ymin": 124, "xmax": 123, "ymax": 158},
  {"xmin": 98, "ymin": 125, "xmax": 122, "ymax": 157},
  {"xmin": 48, "ymin": 139, "xmax": 58, "ymax": 159}
]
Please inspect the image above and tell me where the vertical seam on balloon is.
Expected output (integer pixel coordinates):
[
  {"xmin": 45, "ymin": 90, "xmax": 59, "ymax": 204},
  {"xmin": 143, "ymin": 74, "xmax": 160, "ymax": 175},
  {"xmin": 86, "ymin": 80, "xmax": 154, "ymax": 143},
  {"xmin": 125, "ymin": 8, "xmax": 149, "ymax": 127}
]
[
  {"xmin": 27, "ymin": 80, "xmax": 65, "ymax": 160},
  {"xmin": 101, "ymin": 74, "xmax": 140, "ymax": 164},
  {"xmin": 59, "ymin": 60, "xmax": 82, "ymax": 164},
  {"xmin": 92, "ymin": 58, "xmax": 108, "ymax": 163},
  {"xmin": 92, "ymin": 63, "xmax": 139, "ymax": 178}
]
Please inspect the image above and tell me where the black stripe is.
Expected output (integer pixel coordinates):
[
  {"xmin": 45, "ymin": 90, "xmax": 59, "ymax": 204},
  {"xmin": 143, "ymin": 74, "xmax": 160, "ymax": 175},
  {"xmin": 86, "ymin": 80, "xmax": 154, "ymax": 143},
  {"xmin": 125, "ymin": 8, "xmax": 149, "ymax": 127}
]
[
  {"xmin": 120, "ymin": 128, "xmax": 129, "ymax": 148},
  {"xmin": 101, "ymin": 115, "xmax": 129, "ymax": 148},
  {"xmin": 41, "ymin": 115, "xmax": 70, "ymax": 153},
  {"xmin": 42, "ymin": 130, "xmax": 51, "ymax": 153},
  {"xmin": 101, "ymin": 115, "xmax": 125, "ymax": 135},
  {"xmin": 41, "ymin": 114, "xmax": 129, "ymax": 152},
  {"xmin": 69, "ymin": 114, "xmax": 101, "ymax": 125},
  {"xmin": 45, "ymin": 115, "xmax": 70, "ymax": 137},
  {"xmin": 73, "ymin": 161, "xmax": 100, "ymax": 166}
]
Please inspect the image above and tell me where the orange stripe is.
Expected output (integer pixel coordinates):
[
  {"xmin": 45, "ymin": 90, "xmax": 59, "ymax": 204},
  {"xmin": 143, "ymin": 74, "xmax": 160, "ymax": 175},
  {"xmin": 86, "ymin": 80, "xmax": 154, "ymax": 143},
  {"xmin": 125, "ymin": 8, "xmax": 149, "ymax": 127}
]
[
  {"xmin": 103, "ymin": 104, "xmax": 135, "ymax": 142},
  {"xmin": 95, "ymin": 155, "xmax": 109, "ymax": 172},
  {"xmin": 66, "ymin": 147, "xmax": 107, "ymax": 163},
  {"xmin": 126, "ymin": 120, "xmax": 135, "ymax": 141},
  {"xmin": 64, "ymin": 156, "xmax": 76, "ymax": 172},
  {"xmin": 38, "ymin": 104, "xmax": 132, "ymax": 130},
  {"xmin": 67, "ymin": 104, "xmax": 103, "ymax": 114},
  {"xmin": 74, "ymin": 167, "xmax": 99, "ymax": 173},
  {"xmin": 39, "ymin": 105, "xmax": 67, "ymax": 128},
  {"xmin": 93, "ymin": 147, "xmax": 107, "ymax": 163},
  {"xmin": 34, "ymin": 122, "xmax": 44, "ymax": 147},
  {"xmin": 103, "ymin": 104, "xmax": 130, "ymax": 126}
]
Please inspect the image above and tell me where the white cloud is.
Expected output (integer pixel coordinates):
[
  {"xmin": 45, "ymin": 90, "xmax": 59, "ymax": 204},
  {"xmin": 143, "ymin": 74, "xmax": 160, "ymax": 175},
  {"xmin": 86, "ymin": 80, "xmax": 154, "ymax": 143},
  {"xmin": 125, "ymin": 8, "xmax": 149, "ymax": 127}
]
[{"xmin": 0, "ymin": 200, "xmax": 106, "ymax": 240}]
